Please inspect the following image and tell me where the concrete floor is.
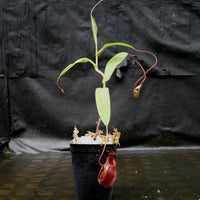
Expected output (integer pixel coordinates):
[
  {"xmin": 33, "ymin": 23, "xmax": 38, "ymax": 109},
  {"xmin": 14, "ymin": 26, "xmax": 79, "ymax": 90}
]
[{"xmin": 0, "ymin": 147, "xmax": 200, "ymax": 200}]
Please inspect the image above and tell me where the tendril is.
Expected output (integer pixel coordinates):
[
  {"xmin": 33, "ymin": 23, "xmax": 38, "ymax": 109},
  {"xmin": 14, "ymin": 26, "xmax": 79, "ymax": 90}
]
[
  {"xmin": 57, "ymin": 76, "xmax": 65, "ymax": 94},
  {"xmin": 130, "ymin": 50, "xmax": 158, "ymax": 98}
]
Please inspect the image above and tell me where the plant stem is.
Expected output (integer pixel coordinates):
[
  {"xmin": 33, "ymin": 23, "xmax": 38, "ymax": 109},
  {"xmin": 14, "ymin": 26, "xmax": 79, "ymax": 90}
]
[
  {"xmin": 90, "ymin": 0, "xmax": 106, "ymax": 86},
  {"xmin": 95, "ymin": 47, "xmax": 98, "ymax": 66},
  {"xmin": 91, "ymin": 0, "xmax": 107, "ymax": 140},
  {"xmin": 106, "ymin": 125, "xmax": 108, "ymax": 136}
]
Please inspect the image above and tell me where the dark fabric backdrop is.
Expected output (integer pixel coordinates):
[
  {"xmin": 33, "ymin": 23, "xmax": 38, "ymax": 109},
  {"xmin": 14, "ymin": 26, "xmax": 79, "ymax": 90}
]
[{"xmin": 0, "ymin": 0, "xmax": 200, "ymax": 150}]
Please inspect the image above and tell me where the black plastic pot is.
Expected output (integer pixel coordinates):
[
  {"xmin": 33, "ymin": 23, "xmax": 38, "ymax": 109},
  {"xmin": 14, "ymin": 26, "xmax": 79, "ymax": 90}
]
[{"xmin": 70, "ymin": 144, "xmax": 117, "ymax": 200}]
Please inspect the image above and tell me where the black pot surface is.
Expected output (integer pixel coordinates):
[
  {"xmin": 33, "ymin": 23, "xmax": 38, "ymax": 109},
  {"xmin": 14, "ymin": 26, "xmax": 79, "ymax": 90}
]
[{"xmin": 70, "ymin": 144, "xmax": 117, "ymax": 200}]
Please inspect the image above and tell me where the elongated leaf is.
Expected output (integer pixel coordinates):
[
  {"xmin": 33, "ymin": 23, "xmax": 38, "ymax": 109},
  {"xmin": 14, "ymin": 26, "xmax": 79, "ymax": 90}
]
[
  {"xmin": 91, "ymin": 16, "xmax": 98, "ymax": 47},
  {"xmin": 104, "ymin": 52, "xmax": 128, "ymax": 82},
  {"xmin": 59, "ymin": 58, "xmax": 97, "ymax": 78},
  {"xmin": 95, "ymin": 87, "xmax": 111, "ymax": 126},
  {"xmin": 97, "ymin": 42, "xmax": 136, "ymax": 56}
]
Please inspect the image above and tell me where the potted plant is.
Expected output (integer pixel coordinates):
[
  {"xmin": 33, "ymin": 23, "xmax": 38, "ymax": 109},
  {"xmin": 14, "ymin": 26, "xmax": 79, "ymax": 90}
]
[{"xmin": 57, "ymin": 0, "xmax": 157, "ymax": 200}]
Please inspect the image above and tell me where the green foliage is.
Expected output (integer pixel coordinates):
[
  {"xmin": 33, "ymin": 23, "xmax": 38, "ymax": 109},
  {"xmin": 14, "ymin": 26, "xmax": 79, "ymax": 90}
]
[
  {"xmin": 58, "ymin": 58, "xmax": 97, "ymax": 78},
  {"xmin": 91, "ymin": 16, "xmax": 98, "ymax": 48},
  {"xmin": 97, "ymin": 42, "xmax": 136, "ymax": 56},
  {"xmin": 95, "ymin": 88, "xmax": 111, "ymax": 126},
  {"xmin": 57, "ymin": 1, "xmax": 157, "ymax": 130},
  {"xmin": 104, "ymin": 52, "xmax": 128, "ymax": 82},
  {"xmin": 57, "ymin": 13, "xmax": 135, "ymax": 129}
]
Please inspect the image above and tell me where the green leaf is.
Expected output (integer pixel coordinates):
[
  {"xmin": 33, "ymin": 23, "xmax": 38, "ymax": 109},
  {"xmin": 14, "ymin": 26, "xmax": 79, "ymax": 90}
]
[
  {"xmin": 91, "ymin": 16, "xmax": 98, "ymax": 47},
  {"xmin": 104, "ymin": 52, "xmax": 128, "ymax": 82},
  {"xmin": 58, "ymin": 58, "xmax": 97, "ymax": 78},
  {"xmin": 95, "ymin": 87, "xmax": 111, "ymax": 126},
  {"xmin": 97, "ymin": 42, "xmax": 136, "ymax": 56}
]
